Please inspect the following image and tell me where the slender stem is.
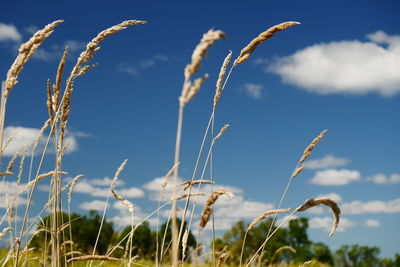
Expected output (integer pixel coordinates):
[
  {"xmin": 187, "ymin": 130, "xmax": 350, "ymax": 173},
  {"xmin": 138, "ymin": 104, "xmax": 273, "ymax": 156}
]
[
  {"xmin": 239, "ymin": 229, "xmax": 250, "ymax": 266},
  {"xmin": 177, "ymin": 112, "xmax": 214, "ymax": 252},
  {"xmin": 246, "ymin": 209, "xmax": 298, "ymax": 267},
  {"xmin": 0, "ymin": 82, "xmax": 7, "ymax": 168},
  {"xmin": 172, "ymin": 103, "xmax": 184, "ymax": 266}
]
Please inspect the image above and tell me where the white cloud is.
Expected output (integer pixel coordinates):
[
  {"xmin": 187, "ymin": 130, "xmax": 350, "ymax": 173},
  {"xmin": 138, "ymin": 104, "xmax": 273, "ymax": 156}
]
[
  {"xmin": 142, "ymin": 176, "xmax": 184, "ymax": 201},
  {"xmin": 24, "ymin": 25, "xmax": 39, "ymax": 34},
  {"xmin": 3, "ymin": 125, "xmax": 80, "ymax": 157},
  {"xmin": 367, "ymin": 173, "xmax": 400, "ymax": 184},
  {"xmin": 305, "ymin": 206, "xmax": 325, "ymax": 215},
  {"xmin": 73, "ymin": 179, "xmax": 144, "ymax": 199},
  {"xmin": 117, "ymin": 63, "xmax": 138, "ymax": 76},
  {"xmin": 309, "ymin": 216, "xmax": 355, "ymax": 232},
  {"xmin": 365, "ymin": 219, "xmax": 380, "ymax": 227},
  {"xmin": 79, "ymin": 200, "xmax": 107, "ymax": 211},
  {"xmin": 214, "ymin": 200, "xmax": 274, "ymax": 219},
  {"xmin": 242, "ymin": 83, "xmax": 263, "ymax": 99},
  {"xmin": 118, "ymin": 54, "xmax": 170, "ymax": 76},
  {"xmin": 305, "ymin": 155, "xmax": 350, "ymax": 169},
  {"xmin": 342, "ymin": 198, "xmax": 400, "ymax": 214},
  {"xmin": 317, "ymin": 192, "xmax": 343, "ymax": 203},
  {"xmin": 310, "ymin": 169, "xmax": 361, "ymax": 186},
  {"xmin": 268, "ymin": 31, "xmax": 400, "ymax": 96},
  {"xmin": 118, "ymin": 187, "xmax": 145, "ymax": 198},
  {"xmin": 89, "ymin": 177, "xmax": 124, "ymax": 187},
  {"xmin": 0, "ymin": 23, "xmax": 22, "ymax": 42},
  {"xmin": 32, "ymin": 40, "xmax": 86, "ymax": 61}
]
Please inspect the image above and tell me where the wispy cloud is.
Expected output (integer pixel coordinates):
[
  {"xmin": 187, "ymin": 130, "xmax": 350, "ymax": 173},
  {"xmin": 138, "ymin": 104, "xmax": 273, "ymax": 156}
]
[
  {"xmin": 3, "ymin": 125, "xmax": 81, "ymax": 157},
  {"xmin": 242, "ymin": 83, "xmax": 263, "ymax": 99},
  {"xmin": 310, "ymin": 169, "xmax": 361, "ymax": 186},
  {"xmin": 309, "ymin": 216, "xmax": 355, "ymax": 232},
  {"xmin": 305, "ymin": 155, "xmax": 350, "ymax": 169},
  {"xmin": 365, "ymin": 219, "xmax": 380, "ymax": 227},
  {"xmin": 268, "ymin": 31, "xmax": 400, "ymax": 96},
  {"xmin": 32, "ymin": 40, "xmax": 86, "ymax": 61},
  {"xmin": 0, "ymin": 23, "xmax": 22, "ymax": 42},
  {"xmin": 367, "ymin": 173, "xmax": 400, "ymax": 184},
  {"xmin": 118, "ymin": 54, "xmax": 171, "ymax": 76},
  {"xmin": 342, "ymin": 198, "xmax": 400, "ymax": 214}
]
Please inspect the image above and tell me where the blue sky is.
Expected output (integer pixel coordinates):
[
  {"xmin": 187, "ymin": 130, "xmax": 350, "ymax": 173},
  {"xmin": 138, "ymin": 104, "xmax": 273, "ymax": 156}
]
[{"xmin": 1, "ymin": 0, "xmax": 399, "ymax": 259}]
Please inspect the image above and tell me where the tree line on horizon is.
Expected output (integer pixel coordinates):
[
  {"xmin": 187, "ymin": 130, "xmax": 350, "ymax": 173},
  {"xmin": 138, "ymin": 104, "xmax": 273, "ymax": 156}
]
[{"xmin": 25, "ymin": 211, "xmax": 399, "ymax": 266}]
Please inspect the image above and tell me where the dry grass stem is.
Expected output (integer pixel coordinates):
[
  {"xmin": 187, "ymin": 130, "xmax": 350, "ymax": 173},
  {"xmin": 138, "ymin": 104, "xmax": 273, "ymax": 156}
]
[
  {"xmin": 300, "ymin": 260, "xmax": 313, "ymax": 266},
  {"xmin": 111, "ymin": 159, "xmax": 128, "ymax": 189},
  {"xmin": 160, "ymin": 162, "xmax": 180, "ymax": 201},
  {"xmin": 61, "ymin": 21, "xmax": 146, "ymax": 140},
  {"xmin": 0, "ymin": 171, "xmax": 13, "ymax": 176},
  {"xmin": 46, "ymin": 79, "xmax": 53, "ymax": 121},
  {"xmin": 111, "ymin": 189, "xmax": 134, "ymax": 212},
  {"xmin": 275, "ymin": 245, "xmax": 296, "ymax": 255},
  {"xmin": 53, "ymin": 46, "xmax": 69, "ymax": 112},
  {"xmin": 234, "ymin": 21, "xmax": 300, "ymax": 66},
  {"xmin": 182, "ymin": 229, "xmax": 189, "ymax": 261},
  {"xmin": 184, "ymin": 29, "xmax": 226, "ymax": 79},
  {"xmin": 4, "ymin": 20, "xmax": 63, "ymax": 97},
  {"xmin": 1, "ymin": 131, "xmax": 16, "ymax": 153},
  {"xmin": 184, "ymin": 74, "xmax": 209, "ymax": 104},
  {"xmin": 214, "ymin": 124, "xmax": 230, "ymax": 140},
  {"xmin": 68, "ymin": 174, "xmax": 84, "ymax": 202},
  {"xmin": 67, "ymin": 255, "xmax": 121, "ymax": 262},
  {"xmin": 299, "ymin": 130, "xmax": 328, "ymax": 163},
  {"xmin": 295, "ymin": 197, "xmax": 341, "ymax": 237},
  {"xmin": 181, "ymin": 180, "xmax": 215, "ymax": 191},
  {"xmin": 291, "ymin": 165, "xmax": 305, "ymax": 179},
  {"xmin": 0, "ymin": 227, "xmax": 12, "ymax": 241},
  {"xmin": 33, "ymin": 119, "xmax": 51, "ymax": 151},
  {"xmin": 248, "ymin": 208, "xmax": 292, "ymax": 231},
  {"xmin": 214, "ymin": 51, "xmax": 232, "ymax": 109},
  {"xmin": 25, "ymin": 171, "xmax": 67, "ymax": 190},
  {"xmin": 6, "ymin": 148, "xmax": 21, "ymax": 172},
  {"xmin": 199, "ymin": 188, "xmax": 234, "ymax": 228},
  {"xmin": 171, "ymin": 193, "xmax": 205, "ymax": 201}
]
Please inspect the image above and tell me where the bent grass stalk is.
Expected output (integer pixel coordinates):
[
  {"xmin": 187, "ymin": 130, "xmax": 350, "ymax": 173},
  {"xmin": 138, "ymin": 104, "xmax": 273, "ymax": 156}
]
[{"xmin": 246, "ymin": 197, "xmax": 340, "ymax": 266}]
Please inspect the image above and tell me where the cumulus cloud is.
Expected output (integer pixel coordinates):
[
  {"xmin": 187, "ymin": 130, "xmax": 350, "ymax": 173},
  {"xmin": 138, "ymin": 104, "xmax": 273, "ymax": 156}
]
[
  {"xmin": 342, "ymin": 198, "xmax": 400, "ymax": 214},
  {"xmin": 242, "ymin": 83, "xmax": 263, "ymax": 99},
  {"xmin": 73, "ymin": 178, "xmax": 144, "ymax": 198},
  {"xmin": 310, "ymin": 169, "xmax": 361, "ymax": 186},
  {"xmin": 79, "ymin": 200, "xmax": 107, "ymax": 211},
  {"xmin": 365, "ymin": 219, "xmax": 380, "ymax": 227},
  {"xmin": 3, "ymin": 125, "xmax": 80, "ymax": 157},
  {"xmin": 317, "ymin": 192, "xmax": 343, "ymax": 202},
  {"xmin": 0, "ymin": 182, "xmax": 27, "ymax": 208},
  {"xmin": 142, "ymin": 176, "xmax": 184, "ymax": 201},
  {"xmin": 367, "ymin": 173, "xmax": 400, "ymax": 184},
  {"xmin": 0, "ymin": 23, "xmax": 22, "ymax": 42},
  {"xmin": 305, "ymin": 155, "xmax": 350, "ymax": 169},
  {"xmin": 309, "ymin": 217, "xmax": 355, "ymax": 232},
  {"xmin": 268, "ymin": 31, "xmax": 400, "ymax": 96}
]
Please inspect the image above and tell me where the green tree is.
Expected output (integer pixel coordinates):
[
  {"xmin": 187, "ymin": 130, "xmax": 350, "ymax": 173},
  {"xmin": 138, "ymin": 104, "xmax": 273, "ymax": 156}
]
[
  {"xmin": 116, "ymin": 221, "xmax": 154, "ymax": 259},
  {"xmin": 215, "ymin": 219, "xmax": 288, "ymax": 265},
  {"xmin": 29, "ymin": 210, "xmax": 114, "ymax": 255},
  {"xmin": 335, "ymin": 244, "xmax": 380, "ymax": 267},
  {"xmin": 287, "ymin": 218, "xmax": 312, "ymax": 262},
  {"xmin": 311, "ymin": 242, "xmax": 333, "ymax": 265},
  {"xmin": 157, "ymin": 219, "xmax": 196, "ymax": 262}
]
